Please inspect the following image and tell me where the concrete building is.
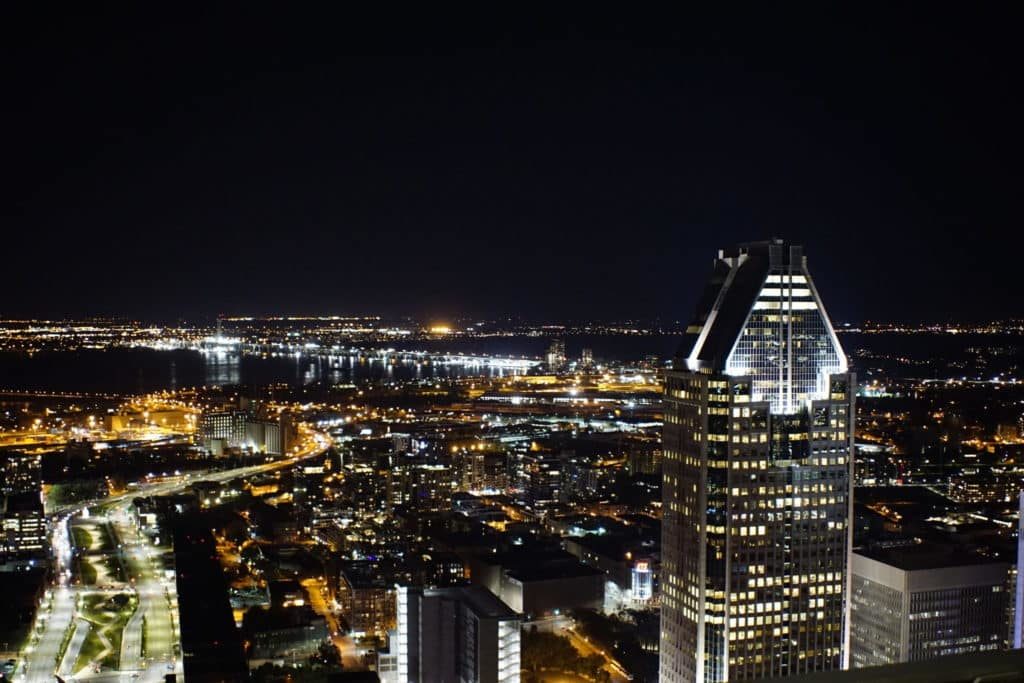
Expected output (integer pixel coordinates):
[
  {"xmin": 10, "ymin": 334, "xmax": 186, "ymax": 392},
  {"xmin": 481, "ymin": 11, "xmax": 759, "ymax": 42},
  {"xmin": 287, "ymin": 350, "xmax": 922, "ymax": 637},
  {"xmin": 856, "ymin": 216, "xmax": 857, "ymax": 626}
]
[
  {"xmin": 456, "ymin": 450, "xmax": 507, "ymax": 494},
  {"xmin": 661, "ymin": 241, "xmax": 855, "ymax": 682},
  {"xmin": 243, "ymin": 606, "xmax": 330, "ymax": 664},
  {"xmin": 850, "ymin": 546, "xmax": 1010, "ymax": 667},
  {"xmin": 390, "ymin": 584, "xmax": 520, "ymax": 683},
  {"xmin": 466, "ymin": 551, "xmax": 603, "ymax": 618},
  {"xmin": 338, "ymin": 563, "xmax": 396, "ymax": 637},
  {"xmin": 245, "ymin": 419, "xmax": 283, "ymax": 455},
  {"xmin": 545, "ymin": 339, "xmax": 566, "ymax": 372}
]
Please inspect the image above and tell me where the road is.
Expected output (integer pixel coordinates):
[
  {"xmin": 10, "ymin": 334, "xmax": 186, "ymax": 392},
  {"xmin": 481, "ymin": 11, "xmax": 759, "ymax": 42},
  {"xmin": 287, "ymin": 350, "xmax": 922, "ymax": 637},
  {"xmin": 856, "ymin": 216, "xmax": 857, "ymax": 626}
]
[
  {"xmin": 564, "ymin": 626, "xmax": 632, "ymax": 683},
  {"xmin": 113, "ymin": 505, "xmax": 175, "ymax": 683},
  {"xmin": 17, "ymin": 429, "xmax": 331, "ymax": 683},
  {"xmin": 22, "ymin": 586, "xmax": 75, "ymax": 683},
  {"xmin": 299, "ymin": 578, "xmax": 358, "ymax": 666},
  {"xmin": 523, "ymin": 616, "xmax": 632, "ymax": 683}
]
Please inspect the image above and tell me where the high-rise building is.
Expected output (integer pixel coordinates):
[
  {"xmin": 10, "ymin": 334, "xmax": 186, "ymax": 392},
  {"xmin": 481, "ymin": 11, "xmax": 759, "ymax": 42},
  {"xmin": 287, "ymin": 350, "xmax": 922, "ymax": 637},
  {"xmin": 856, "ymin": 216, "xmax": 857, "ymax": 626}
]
[
  {"xmin": 390, "ymin": 585, "xmax": 520, "ymax": 683},
  {"xmin": 456, "ymin": 449, "xmax": 508, "ymax": 494},
  {"xmin": 519, "ymin": 451, "xmax": 562, "ymax": 517},
  {"xmin": 660, "ymin": 240, "xmax": 855, "ymax": 682},
  {"xmin": 545, "ymin": 339, "xmax": 567, "ymax": 372},
  {"xmin": 1, "ymin": 452, "xmax": 42, "ymax": 496},
  {"xmin": 850, "ymin": 546, "xmax": 1010, "ymax": 668}
]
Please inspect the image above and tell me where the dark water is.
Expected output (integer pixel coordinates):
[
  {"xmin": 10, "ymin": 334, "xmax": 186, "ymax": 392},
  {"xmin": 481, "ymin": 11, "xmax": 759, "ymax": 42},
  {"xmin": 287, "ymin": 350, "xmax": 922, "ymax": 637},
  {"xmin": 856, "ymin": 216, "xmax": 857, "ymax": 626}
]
[
  {"xmin": 0, "ymin": 348, "xmax": 513, "ymax": 394},
  {"xmin": 359, "ymin": 335, "xmax": 684, "ymax": 360},
  {"xmin": 0, "ymin": 332, "xmax": 1017, "ymax": 394},
  {"xmin": 0, "ymin": 335, "xmax": 681, "ymax": 393}
]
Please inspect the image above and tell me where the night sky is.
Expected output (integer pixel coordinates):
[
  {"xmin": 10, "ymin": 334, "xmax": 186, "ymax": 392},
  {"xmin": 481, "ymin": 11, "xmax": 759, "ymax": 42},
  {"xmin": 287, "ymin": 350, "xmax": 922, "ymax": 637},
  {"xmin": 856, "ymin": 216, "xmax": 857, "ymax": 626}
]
[{"xmin": 4, "ymin": 7, "xmax": 1023, "ymax": 323}]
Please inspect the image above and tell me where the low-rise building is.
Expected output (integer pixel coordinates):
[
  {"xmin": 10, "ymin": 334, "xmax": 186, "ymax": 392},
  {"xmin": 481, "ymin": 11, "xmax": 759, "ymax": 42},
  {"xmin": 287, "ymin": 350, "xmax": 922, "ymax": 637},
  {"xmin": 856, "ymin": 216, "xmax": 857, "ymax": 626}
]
[
  {"xmin": 850, "ymin": 544, "xmax": 1011, "ymax": 668},
  {"xmin": 243, "ymin": 606, "xmax": 329, "ymax": 664}
]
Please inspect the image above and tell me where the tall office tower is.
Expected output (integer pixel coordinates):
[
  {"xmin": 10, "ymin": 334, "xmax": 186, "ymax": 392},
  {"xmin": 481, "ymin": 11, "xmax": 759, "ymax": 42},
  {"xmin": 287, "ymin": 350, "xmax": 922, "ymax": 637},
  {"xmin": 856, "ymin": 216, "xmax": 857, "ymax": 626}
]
[
  {"xmin": 391, "ymin": 585, "xmax": 521, "ymax": 683},
  {"xmin": 660, "ymin": 240, "xmax": 855, "ymax": 682}
]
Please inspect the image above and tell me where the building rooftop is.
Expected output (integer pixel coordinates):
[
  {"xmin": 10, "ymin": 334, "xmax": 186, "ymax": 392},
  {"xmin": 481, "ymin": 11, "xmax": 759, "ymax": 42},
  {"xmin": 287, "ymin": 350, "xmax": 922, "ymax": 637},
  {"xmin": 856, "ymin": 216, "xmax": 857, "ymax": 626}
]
[
  {"xmin": 855, "ymin": 541, "xmax": 1010, "ymax": 572},
  {"xmin": 425, "ymin": 584, "xmax": 518, "ymax": 621},
  {"xmin": 1, "ymin": 491, "xmax": 43, "ymax": 514},
  {"xmin": 791, "ymin": 647, "xmax": 1024, "ymax": 683},
  {"xmin": 504, "ymin": 559, "xmax": 604, "ymax": 583}
]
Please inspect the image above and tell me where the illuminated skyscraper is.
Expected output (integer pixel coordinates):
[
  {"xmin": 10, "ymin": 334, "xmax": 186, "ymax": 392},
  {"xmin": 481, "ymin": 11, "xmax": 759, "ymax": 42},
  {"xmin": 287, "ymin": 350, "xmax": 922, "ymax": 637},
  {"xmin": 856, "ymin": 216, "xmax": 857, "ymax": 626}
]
[
  {"xmin": 545, "ymin": 338, "xmax": 567, "ymax": 372},
  {"xmin": 660, "ymin": 240, "xmax": 854, "ymax": 682}
]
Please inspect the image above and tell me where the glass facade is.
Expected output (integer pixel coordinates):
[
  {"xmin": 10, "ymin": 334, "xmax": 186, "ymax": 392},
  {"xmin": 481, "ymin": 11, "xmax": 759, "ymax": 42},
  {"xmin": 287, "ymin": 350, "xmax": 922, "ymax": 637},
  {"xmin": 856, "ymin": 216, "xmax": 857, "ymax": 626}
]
[
  {"xmin": 662, "ymin": 242, "xmax": 853, "ymax": 683},
  {"xmin": 725, "ymin": 273, "xmax": 846, "ymax": 415}
]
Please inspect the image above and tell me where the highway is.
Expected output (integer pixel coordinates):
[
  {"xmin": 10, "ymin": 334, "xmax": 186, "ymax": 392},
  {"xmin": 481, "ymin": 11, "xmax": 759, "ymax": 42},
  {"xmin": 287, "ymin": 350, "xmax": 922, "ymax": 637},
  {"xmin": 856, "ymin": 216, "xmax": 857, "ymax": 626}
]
[{"xmin": 17, "ymin": 429, "xmax": 331, "ymax": 683}]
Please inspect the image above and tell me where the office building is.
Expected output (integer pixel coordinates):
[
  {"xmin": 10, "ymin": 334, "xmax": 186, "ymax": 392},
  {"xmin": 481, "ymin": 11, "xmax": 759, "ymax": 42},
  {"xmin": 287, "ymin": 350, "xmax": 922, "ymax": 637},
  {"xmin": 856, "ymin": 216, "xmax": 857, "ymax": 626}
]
[
  {"xmin": 519, "ymin": 452, "xmax": 562, "ymax": 517},
  {"xmin": 849, "ymin": 546, "xmax": 1010, "ymax": 667},
  {"xmin": 2, "ymin": 492, "xmax": 46, "ymax": 557},
  {"xmin": 199, "ymin": 409, "xmax": 248, "ymax": 449},
  {"xmin": 1, "ymin": 452, "xmax": 42, "ymax": 496},
  {"xmin": 390, "ymin": 584, "xmax": 520, "ymax": 683},
  {"xmin": 660, "ymin": 240, "xmax": 855, "ymax": 682},
  {"xmin": 456, "ymin": 449, "xmax": 507, "ymax": 494},
  {"xmin": 466, "ymin": 550, "xmax": 603, "ymax": 618}
]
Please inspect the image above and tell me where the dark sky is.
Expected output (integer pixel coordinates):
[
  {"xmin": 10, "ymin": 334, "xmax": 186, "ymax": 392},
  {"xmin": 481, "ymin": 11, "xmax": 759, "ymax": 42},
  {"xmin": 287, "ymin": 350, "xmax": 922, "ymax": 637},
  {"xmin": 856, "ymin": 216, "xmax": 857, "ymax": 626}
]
[{"xmin": 4, "ymin": 7, "xmax": 1023, "ymax": 323}]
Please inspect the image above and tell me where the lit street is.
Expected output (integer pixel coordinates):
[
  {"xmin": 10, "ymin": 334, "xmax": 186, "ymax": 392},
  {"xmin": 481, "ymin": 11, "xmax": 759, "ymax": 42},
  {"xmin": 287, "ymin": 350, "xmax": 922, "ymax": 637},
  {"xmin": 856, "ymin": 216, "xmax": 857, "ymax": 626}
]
[{"xmin": 16, "ymin": 433, "xmax": 330, "ymax": 683}]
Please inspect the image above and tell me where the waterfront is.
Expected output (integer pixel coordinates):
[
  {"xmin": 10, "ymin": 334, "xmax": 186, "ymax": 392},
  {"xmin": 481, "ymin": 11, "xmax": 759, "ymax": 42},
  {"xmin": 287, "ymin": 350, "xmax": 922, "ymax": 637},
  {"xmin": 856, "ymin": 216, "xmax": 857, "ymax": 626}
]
[{"xmin": 0, "ymin": 332, "xmax": 1020, "ymax": 395}]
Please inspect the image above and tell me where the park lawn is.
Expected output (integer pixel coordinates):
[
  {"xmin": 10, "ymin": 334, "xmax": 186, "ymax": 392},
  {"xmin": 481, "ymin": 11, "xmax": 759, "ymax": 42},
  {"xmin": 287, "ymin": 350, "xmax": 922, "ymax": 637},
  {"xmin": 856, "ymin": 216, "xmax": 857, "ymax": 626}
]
[
  {"xmin": 71, "ymin": 526, "xmax": 94, "ymax": 550},
  {"xmin": 72, "ymin": 521, "xmax": 118, "ymax": 553},
  {"xmin": 100, "ymin": 555, "xmax": 127, "ymax": 583},
  {"xmin": 78, "ymin": 557, "xmax": 98, "ymax": 585},
  {"xmin": 75, "ymin": 626, "xmax": 104, "ymax": 671},
  {"xmin": 99, "ymin": 522, "xmax": 119, "ymax": 551},
  {"xmin": 74, "ymin": 593, "xmax": 137, "ymax": 672}
]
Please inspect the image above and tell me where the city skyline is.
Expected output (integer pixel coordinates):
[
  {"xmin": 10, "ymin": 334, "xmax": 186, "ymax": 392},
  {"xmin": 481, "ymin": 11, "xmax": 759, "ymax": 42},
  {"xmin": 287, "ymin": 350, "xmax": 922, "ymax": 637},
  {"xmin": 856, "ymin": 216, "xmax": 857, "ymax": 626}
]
[{"xmin": 4, "ymin": 8, "xmax": 1024, "ymax": 683}]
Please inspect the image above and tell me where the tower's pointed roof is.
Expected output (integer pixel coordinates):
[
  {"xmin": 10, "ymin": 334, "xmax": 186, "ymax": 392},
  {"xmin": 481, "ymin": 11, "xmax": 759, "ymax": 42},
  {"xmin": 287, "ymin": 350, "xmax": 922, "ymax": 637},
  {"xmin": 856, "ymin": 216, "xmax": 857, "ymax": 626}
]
[{"xmin": 679, "ymin": 239, "xmax": 847, "ymax": 413}]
